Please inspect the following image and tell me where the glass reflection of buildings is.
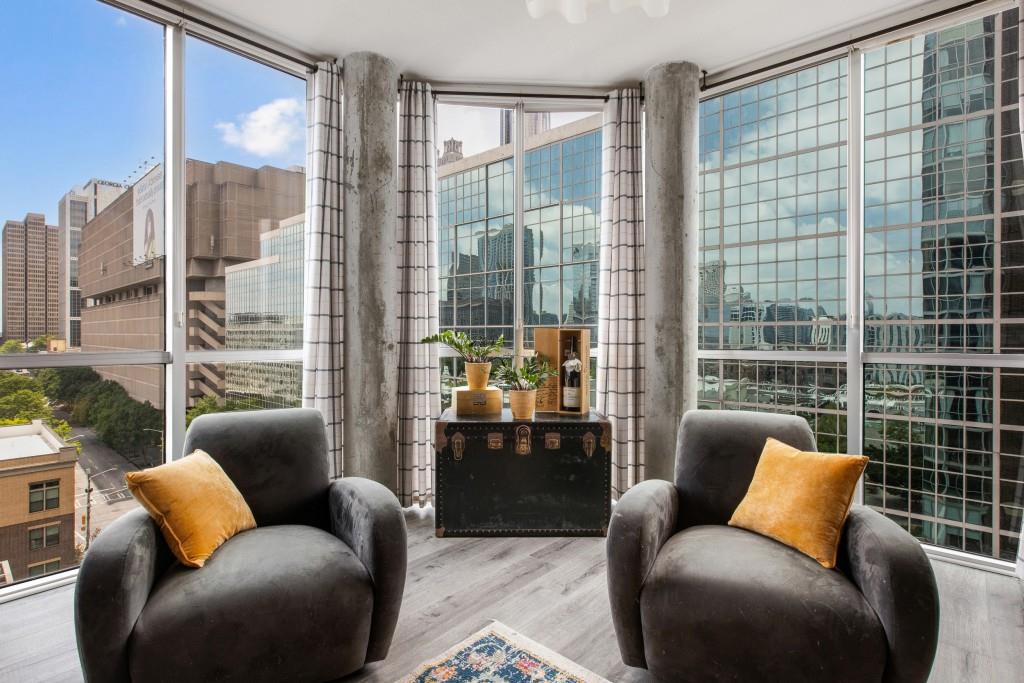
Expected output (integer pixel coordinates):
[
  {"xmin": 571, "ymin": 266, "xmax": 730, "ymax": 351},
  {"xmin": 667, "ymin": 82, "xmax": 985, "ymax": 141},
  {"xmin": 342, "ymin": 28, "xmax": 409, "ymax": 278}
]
[
  {"xmin": 698, "ymin": 10, "xmax": 1024, "ymax": 561},
  {"xmin": 223, "ymin": 214, "xmax": 304, "ymax": 409},
  {"xmin": 437, "ymin": 119, "xmax": 601, "ymax": 343}
]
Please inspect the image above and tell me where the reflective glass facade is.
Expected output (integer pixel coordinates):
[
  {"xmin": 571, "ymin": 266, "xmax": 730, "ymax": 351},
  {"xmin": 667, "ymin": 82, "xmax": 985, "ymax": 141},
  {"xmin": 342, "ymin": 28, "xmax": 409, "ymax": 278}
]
[
  {"xmin": 698, "ymin": 9, "xmax": 1024, "ymax": 562},
  {"xmin": 223, "ymin": 216, "xmax": 304, "ymax": 410},
  {"xmin": 524, "ymin": 130, "xmax": 601, "ymax": 345},
  {"xmin": 698, "ymin": 359, "xmax": 848, "ymax": 453},
  {"xmin": 439, "ymin": 159, "xmax": 515, "ymax": 343},
  {"xmin": 437, "ymin": 114, "xmax": 601, "ymax": 405},
  {"xmin": 699, "ymin": 60, "xmax": 848, "ymax": 351}
]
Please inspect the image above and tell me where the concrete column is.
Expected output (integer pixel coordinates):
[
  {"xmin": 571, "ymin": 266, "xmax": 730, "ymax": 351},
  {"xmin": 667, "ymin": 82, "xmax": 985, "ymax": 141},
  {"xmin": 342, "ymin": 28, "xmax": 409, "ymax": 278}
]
[
  {"xmin": 342, "ymin": 52, "xmax": 399, "ymax": 489},
  {"xmin": 643, "ymin": 61, "xmax": 701, "ymax": 482}
]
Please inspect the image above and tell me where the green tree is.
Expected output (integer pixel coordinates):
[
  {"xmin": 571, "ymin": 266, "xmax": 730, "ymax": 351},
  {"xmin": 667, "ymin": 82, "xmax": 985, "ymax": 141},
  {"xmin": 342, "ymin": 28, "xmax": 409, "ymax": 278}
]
[
  {"xmin": 35, "ymin": 367, "xmax": 102, "ymax": 404},
  {"xmin": 0, "ymin": 371, "xmax": 42, "ymax": 396},
  {"xmin": 185, "ymin": 395, "xmax": 266, "ymax": 428},
  {"xmin": 185, "ymin": 396, "xmax": 230, "ymax": 427},
  {"xmin": 0, "ymin": 339, "xmax": 24, "ymax": 354},
  {"xmin": 0, "ymin": 388, "xmax": 53, "ymax": 423},
  {"xmin": 26, "ymin": 335, "xmax": 52, "ymax": 353}
]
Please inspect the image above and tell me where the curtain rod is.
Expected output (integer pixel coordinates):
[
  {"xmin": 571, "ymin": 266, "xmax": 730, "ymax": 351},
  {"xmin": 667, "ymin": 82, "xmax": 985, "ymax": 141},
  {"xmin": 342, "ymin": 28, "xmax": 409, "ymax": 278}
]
[
  {"xmin": 431, "ymin": 89, "xmax": 612, "ymax": 101},
  {"xmin": 125, "ymin": 0, "xmax": 317, "ymax": 71},
  {"xmin": 704, "ymin": 0, "xmax": 996, "ymax": 91}
]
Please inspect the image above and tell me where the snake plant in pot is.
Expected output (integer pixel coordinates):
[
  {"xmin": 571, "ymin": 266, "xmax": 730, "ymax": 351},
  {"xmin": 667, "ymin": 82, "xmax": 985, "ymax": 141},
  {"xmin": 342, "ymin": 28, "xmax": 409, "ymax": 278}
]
[
  {"xmin": 494, "ymin": 357, "xmax": 556, "ymax": 420},
  {"xmin": 421, "ymin": 330, "xmax": 505, "ymax": 390}
]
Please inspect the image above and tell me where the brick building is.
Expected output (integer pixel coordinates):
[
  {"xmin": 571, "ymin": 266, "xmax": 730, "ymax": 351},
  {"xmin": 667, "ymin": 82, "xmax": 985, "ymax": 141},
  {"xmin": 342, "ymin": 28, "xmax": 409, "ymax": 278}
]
[{"xmin": 0, "ymin": 420, "xmax": 78, "ymax": 585}]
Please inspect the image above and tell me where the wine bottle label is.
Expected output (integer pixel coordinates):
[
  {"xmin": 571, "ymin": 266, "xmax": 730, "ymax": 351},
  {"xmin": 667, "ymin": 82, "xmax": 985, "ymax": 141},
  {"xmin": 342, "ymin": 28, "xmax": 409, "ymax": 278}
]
[{"xmin": 563, "ymin": 387, "xmax": 580, "ymax": 408}]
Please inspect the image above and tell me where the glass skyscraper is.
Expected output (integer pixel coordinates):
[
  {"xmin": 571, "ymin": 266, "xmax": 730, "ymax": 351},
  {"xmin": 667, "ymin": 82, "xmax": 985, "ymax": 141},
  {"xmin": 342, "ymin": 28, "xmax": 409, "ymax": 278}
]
[
  {"xmin": 223, "ymin": 214, "xmax": 304, "ymax": 409},
  {"xmin": 699, "ymin": 9, "xmax": 1024, "ymax": 561},
  {"xmin": 437, "ymin": 118, "xmax": 601, "ymax": 402}
]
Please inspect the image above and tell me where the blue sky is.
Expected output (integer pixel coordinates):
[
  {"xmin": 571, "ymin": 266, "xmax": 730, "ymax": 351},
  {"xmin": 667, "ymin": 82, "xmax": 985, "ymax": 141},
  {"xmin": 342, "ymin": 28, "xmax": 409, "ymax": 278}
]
[{"xmin": 0, "ymin": 0, "xmax": 306, "ymax": 226}]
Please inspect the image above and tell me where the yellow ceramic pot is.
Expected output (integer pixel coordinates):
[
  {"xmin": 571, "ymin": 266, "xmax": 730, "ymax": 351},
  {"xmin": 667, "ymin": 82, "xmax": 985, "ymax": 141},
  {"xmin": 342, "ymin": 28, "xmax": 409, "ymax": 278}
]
[
  {"xmin": 509, "ymin": 389, "xmax": 537, "ymax": 420},
  {"xmin": 465, "ymin": 362, "xmax": 491, "ymax": 390}
]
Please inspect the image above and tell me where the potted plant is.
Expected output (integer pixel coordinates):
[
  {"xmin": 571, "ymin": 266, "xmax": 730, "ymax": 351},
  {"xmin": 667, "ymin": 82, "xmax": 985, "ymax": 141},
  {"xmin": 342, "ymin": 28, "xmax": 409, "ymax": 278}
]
[
  {"xmin": 421, "ymin": 330, "xmax": 504, "ymax": 390},
  {"xmin": 494, "ymin": 357, "xmax": 555, "ymax": 420}
]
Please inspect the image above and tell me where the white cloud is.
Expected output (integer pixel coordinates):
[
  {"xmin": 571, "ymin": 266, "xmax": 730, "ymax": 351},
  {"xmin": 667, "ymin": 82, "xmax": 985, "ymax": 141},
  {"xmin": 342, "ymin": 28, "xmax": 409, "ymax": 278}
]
[{"xmin": 215, "ymin": 98, "xmax": 303, "ymax": 158}]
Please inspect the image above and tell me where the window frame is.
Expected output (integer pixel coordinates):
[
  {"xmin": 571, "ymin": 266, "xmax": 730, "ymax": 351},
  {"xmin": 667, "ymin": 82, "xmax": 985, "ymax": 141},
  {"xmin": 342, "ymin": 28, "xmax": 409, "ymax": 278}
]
[
  {"xmin": 28, "ymin": 523, "xmax": 60, "ymax": 551},
  {"xmin": 0, "ymin": 1, "xmax": 315, "ymax": 598},
  {"xmin": 27, "ymin": 481, "xmax": 60, "ymax": 514},
  {"xmin": 698, "ymin": 3, "xmax": 1024, "ymax": 575},
  {"xmin": 434, "ymin": 98, "xmax": 605, "ymax": 364}
]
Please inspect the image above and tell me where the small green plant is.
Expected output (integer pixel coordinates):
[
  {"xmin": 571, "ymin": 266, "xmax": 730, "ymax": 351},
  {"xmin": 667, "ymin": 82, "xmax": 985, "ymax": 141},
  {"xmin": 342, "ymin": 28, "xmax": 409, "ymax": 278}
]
[
  {"xmin": 494, "ymin": 357, "xmax": 555, "ymax": 391},
  {"xmin": 421, "ymin": 330, "xmax": 504, "ymax": 363}
]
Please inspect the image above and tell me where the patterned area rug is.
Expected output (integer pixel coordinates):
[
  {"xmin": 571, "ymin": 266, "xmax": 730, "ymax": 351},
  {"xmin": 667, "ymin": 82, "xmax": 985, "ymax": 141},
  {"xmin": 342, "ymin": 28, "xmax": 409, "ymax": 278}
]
[{"xmin": 396, "ymin": 621, "xmax": 610, "ymax": 683}]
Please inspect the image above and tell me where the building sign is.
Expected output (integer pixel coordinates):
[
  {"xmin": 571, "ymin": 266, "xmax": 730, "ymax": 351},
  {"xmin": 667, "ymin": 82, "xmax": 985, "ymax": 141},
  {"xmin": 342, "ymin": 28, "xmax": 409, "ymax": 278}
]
[{"xmin": 132, "ymin": 164, "xmax": 163, "ymax": 264}]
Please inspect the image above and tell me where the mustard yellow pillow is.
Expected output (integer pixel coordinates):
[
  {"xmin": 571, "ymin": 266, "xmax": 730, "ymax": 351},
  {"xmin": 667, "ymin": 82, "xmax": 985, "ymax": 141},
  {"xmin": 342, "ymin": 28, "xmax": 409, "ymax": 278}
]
[
  {"xmin": 125, "ymin": 450, "xmax": 256, "ymax": 568},
  {"xmin": 728, "ymin": 438, "xmax": 868, "ymax": 569}
]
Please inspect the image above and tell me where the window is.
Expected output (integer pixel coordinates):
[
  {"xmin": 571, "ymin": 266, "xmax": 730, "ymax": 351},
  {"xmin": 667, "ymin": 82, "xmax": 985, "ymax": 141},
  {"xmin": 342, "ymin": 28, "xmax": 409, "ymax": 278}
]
[
  {"xmin": 859, "ymin": 10, "xmax": 1023, "ymax": 560},
  {"xmin": 700, "ymin": 60, "xmax": 848, "ymax": 351},
  {"xmin": 436, "ymin": 104, "xmax": 601, "ymax": 404},
  {"xmin": 28, "ymin": 481, "xmax": 59, "ymax": 513},
  {"xmin": 523, "ymin": 113, "xmax": 602, "ymax": 347},
  {"xmin": 29, "ymin": 524, "xmax": 60, "ymax": 551},
  {"xmin": 699, "ymin": 8, "xmax": 1024, "ymax": 564},
  {"xmin": 1, "ymin": 1, "xmax": 311, "ymax": 588},
  {"xmin": 27, "ymin": 560, "xmax": 60, "ymax": 578},
  {"xmin": 183, "ymin": 35, "xmax": 307, "ymax": 412},
  {"xmin": 1, "ymin": 0, "xmax": 164, "ymax": 594}
]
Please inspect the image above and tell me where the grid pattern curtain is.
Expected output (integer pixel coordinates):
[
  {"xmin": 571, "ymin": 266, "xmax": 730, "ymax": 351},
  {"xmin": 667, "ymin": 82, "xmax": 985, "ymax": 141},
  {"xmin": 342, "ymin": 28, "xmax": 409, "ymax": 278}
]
[
  {"xmin": 397, "ymin": 80, "xmax": 441, "ymax": 506},
  {"xmin": 1018, "ymin": 1, "xmax": 1024, "ymax": 578},
  {"xmin": 597, "ymin": 88, "xmax": 646, "ymax": 498},
  {"xmin": 302, "ymin": 62, "xmax": 345, "ymax": 477}
]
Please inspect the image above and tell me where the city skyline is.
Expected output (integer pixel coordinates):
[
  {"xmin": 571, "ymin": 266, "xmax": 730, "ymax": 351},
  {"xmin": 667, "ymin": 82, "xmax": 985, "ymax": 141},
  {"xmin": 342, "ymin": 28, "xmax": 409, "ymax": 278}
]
[{"xmin": 0, "ymin": 1, "xmax": 306, "ymax": 334}]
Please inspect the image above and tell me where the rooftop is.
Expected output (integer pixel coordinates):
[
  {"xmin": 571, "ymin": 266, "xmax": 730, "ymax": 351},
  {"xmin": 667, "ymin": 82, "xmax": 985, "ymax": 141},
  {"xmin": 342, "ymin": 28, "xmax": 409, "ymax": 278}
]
[{"xmin": 0, "ymin": 420, "xmax": 75, "ymax": 466}]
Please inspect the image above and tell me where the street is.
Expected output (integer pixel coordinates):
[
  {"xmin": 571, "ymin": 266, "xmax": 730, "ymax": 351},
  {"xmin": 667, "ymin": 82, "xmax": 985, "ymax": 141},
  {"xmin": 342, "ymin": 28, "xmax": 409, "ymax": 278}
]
[
  {"xmin": 73, "ymin": 426, "xmax": 138, "ymax": 503},
  {"xmin": 71, "ymin": 426, "xmax": 141, "ymax": 548}
]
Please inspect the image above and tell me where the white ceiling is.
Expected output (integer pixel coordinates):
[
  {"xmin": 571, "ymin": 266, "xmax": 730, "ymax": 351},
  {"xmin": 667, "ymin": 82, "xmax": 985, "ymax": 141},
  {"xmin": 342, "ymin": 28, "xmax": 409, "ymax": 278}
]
[{"xmin": 194, "ymin": 0, "xmax": 937, "ymax": 86}]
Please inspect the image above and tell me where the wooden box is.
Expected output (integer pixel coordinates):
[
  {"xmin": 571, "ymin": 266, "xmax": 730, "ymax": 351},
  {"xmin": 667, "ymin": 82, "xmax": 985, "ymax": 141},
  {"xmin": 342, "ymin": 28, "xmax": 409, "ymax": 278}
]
[
  {"xmin": 434, "ymin": 408, "xmax": 611, "ymax": 537},
  {"xmin": 453, "ymin": 386, "xmax": 502, "ymax": 416},
  {"xmin": 534, "ymin": 327, "xmax": 590, "ymax": 415}
]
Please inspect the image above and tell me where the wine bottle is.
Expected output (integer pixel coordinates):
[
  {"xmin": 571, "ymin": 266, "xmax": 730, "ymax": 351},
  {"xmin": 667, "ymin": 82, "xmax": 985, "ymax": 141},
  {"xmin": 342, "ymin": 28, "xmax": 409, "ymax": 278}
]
[{"xmin": 562, "ymin": 335, "xmax": 581, "ymax": 410}]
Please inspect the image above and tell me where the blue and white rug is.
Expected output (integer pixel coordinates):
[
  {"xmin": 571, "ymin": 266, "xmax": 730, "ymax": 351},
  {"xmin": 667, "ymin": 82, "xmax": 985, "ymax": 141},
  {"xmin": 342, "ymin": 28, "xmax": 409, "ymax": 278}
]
[{"xmin": 396, "ymin": 621, "xmax": 609, "ymax": 683}]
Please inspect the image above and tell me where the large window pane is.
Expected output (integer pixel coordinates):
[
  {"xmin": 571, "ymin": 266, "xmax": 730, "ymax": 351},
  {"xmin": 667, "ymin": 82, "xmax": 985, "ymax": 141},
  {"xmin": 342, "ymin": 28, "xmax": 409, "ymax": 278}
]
[
  {"xmin": 186, "ymin": 362, "xmax": 302, "ymax": 422},
  {"xmin": 858, "ymin": 8, "xmax": 1024, "ymax": 562},
  {"xmin": 699, "ymin": 60, "xmax": 848, "ymax": 351},
  {"xmin": 698, "ymin": 359, "xmax": 848, "ymax": 452},
  {"xmin": 0, "ymin": 2, "xmax": 164, "ymax": 355},
  {"xmin": 0, "ymin": 1, "xmax": 167, "ymax": 586},
  {"xmin": 864, "ymin": 363, "xmax": 998, "ymax": 556},
  {"xmin": 0, "ymin": 365, "xmax": 164, "ymax": 586},
  {"xmin": 183, "ymin": 37, "xmax": 306, "ymax": 413},
  {"xmin": 523, "ymin": 111, "xmax": 601, "ymax": 347},
  {"xmin": 437, "ymin": 104, "xmax": 515, "ymax": 348},
  {"xmin": 862, "ymin": 14, "xmax": 1003, "ymax": 352}
]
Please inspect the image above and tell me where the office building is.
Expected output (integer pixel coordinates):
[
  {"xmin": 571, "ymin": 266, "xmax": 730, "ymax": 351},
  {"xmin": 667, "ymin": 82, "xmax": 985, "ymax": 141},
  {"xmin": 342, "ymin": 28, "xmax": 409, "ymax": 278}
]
[
  {"xmin": 78, "ymin": 160, "xmax": 305, "ymax": 408},
  {"xmin": 224, "ymin": 213, "xmax": 304, "ymax": 409},
  {"xmin": 57, "ymin": 179, "xmax": 127, "ymax": 348},
  {"xmin": 2, "ymin": 214, "xmax": 62, "ymax": 344}
]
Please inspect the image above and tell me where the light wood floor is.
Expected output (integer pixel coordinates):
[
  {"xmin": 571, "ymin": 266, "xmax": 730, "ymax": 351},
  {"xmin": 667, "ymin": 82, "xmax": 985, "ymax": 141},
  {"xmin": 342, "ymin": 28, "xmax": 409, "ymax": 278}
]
[{"xmin": 1, "ymin": 509, "xmax": 1021, "ymax": 682}]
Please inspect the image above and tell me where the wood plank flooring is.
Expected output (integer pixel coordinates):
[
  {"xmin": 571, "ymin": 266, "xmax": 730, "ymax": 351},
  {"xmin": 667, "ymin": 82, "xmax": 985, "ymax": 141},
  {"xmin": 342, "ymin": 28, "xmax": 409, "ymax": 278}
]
[{"xmin": 1, "ymin": 508, "xmax": 1021, "ymax": 682}]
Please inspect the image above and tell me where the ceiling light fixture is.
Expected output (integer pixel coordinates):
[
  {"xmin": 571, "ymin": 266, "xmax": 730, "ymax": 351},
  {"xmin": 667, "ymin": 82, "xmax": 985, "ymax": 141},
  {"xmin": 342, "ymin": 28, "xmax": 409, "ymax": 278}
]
[{"xmin": 526, "ymin": 0, "xmax": 670, "ymax": 24}]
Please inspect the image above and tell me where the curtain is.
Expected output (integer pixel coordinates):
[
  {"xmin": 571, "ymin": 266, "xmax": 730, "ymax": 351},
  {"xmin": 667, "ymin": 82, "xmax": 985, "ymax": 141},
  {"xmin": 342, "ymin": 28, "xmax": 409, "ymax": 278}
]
[
  {"xmin": 302, "ymin": 62, "xmax": 345, "ymax": 477},
  {"xmin": 396, "ymin": 80, "xmax": 441, "ymax": 506},
  {"xmin": 1018, "ymin": 1, "xmax": 1024, "ymax": 579},
  {"xmin": 597, "ymin": 88, "xmax": 646, "ymax": 498}
]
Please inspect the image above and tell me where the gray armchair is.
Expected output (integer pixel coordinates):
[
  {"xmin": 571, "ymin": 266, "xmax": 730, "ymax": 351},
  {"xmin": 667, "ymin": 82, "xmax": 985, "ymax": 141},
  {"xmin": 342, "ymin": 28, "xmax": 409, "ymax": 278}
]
[
  {"xmin": 607, "ymin": 409, "xmax": 939, "ymax": 682},
  {"xmin": 75, "ymin": 408, "xmax": 407, "ymax": 683}
]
